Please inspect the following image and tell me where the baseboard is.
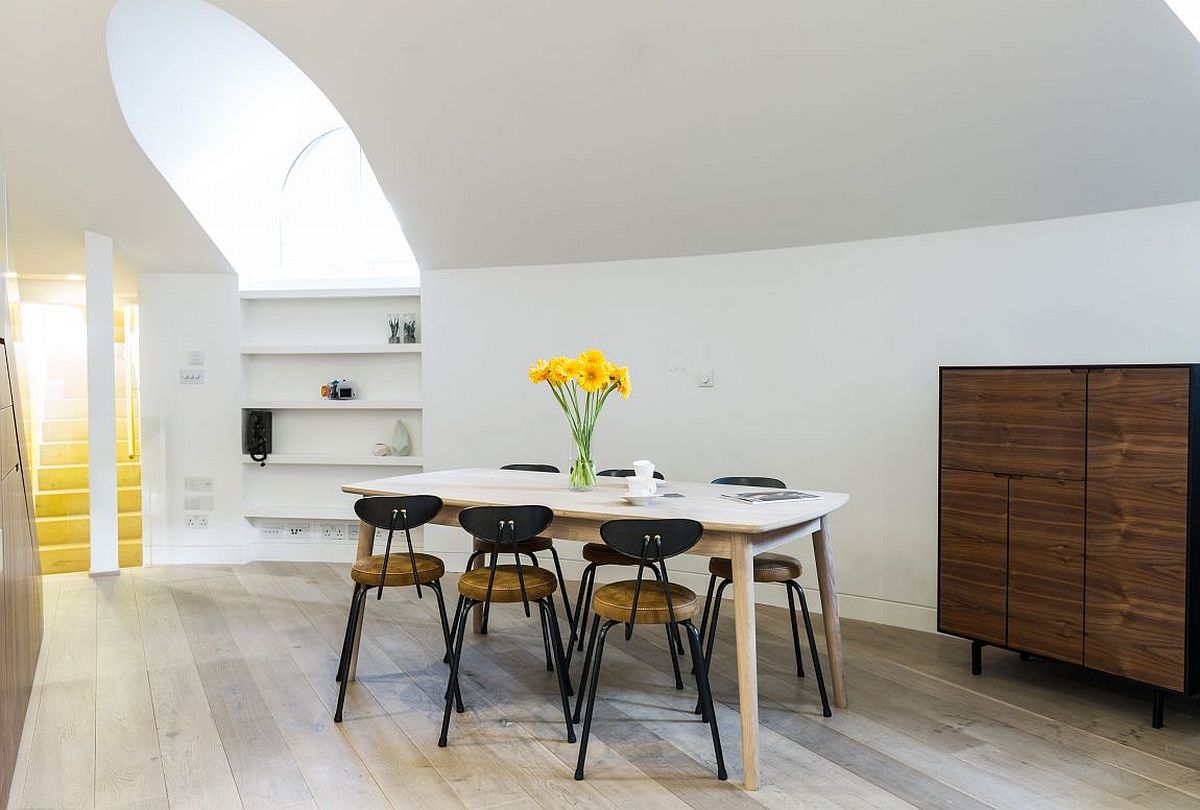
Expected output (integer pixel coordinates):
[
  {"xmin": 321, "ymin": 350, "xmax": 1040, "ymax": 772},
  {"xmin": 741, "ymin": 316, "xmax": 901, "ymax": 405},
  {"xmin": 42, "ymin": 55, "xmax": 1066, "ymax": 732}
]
[{"xmin": 143, "ymin": 544, "xmax": 246, "ymax": 565}]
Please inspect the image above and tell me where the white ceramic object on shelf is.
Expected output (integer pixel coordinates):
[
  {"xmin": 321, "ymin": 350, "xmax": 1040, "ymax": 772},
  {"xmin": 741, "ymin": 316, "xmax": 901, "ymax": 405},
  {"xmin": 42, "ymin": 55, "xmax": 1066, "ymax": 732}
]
[{"xmin": 390, "ymin": 420, "xmax": 412, "ymax": 455}]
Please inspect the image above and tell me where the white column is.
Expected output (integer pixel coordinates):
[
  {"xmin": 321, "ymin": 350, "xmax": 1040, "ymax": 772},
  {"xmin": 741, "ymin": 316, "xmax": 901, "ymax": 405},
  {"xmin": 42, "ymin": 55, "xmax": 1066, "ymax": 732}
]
[{"xmin": 86, "ymin": 231, "xmax": 118, "ymax": 575}]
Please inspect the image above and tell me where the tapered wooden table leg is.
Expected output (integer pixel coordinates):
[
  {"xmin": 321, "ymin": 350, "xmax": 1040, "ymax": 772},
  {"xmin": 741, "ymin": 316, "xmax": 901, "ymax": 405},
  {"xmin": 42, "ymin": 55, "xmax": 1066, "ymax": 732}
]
[
  {"xmin": 812, "ymin": 515, "xmax": 848, "ymax": 708},
  {"xmin": 347, "ymin": 519, "xmax": 374, "ymax": 681},
  {"xmin": 730, "ymin": 539, "xmax": 759, "ymax": 790}
]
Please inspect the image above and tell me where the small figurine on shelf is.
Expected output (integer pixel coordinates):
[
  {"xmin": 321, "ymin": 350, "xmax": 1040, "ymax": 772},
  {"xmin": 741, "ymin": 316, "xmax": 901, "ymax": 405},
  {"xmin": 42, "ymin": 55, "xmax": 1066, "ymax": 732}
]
[
  {"xmin": 388, "ymin": 313, "xmax": 401, "ymax": 344},
  {"xmin": 402, "ymin": 312, "xmax": 417, "ymax": 344}
]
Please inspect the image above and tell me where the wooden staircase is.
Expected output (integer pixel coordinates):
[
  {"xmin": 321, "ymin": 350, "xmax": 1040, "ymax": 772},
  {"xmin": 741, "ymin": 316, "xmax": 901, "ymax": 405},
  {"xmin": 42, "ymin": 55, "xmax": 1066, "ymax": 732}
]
[{"xmin": 32, "ymin": 336, "xmax": 142, "ymax": 574}]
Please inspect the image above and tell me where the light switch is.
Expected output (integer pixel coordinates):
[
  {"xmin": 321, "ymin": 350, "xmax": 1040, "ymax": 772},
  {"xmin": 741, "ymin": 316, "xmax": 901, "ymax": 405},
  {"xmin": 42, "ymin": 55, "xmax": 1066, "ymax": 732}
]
[
  {"xmin": 179, "ymin": 369, "xmax": 205, "ymax": 385},
  {"xmin": 698, "ymin": 369, "xmax": 715, "ymax": 388}
]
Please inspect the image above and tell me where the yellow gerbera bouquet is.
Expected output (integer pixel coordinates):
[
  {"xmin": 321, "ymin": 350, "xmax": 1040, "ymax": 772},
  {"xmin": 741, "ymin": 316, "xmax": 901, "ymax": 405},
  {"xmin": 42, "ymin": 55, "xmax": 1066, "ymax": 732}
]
[{"xmin": 528, "ymin": 349, "xmax": 631, "ymax": 490}]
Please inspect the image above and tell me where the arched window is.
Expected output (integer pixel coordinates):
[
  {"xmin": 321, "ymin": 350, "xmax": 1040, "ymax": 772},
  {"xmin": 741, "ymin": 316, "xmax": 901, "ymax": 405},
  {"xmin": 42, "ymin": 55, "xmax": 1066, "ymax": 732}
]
[{"xmin": 107, "ymin": 0, "xmax": 419, "ymax": 289}]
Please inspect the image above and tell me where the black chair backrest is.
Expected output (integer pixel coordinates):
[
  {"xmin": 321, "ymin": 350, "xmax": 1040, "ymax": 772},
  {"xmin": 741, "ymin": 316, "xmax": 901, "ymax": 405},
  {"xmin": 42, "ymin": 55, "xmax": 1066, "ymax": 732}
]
[
  {"xmin": 353, "ymin": 495, "xmax": 444, "ymax": 600},
  {"xmin": 597, "ymin": 468, "xmax": 665, "ymax": 480},
  {"xmin": 459, "ymin": 505, "xmax": 555, "ymax": 618},
  {"xmin": 711, "ymin": 476, "xmax": 786, "ymax": 489},
  {"xmin": 501, "ymin": 463, "xmax": 561, "ymax": 473},
  {"xmin": 599, "ymin": 518, "xmax": 703, "ymax": 638}
]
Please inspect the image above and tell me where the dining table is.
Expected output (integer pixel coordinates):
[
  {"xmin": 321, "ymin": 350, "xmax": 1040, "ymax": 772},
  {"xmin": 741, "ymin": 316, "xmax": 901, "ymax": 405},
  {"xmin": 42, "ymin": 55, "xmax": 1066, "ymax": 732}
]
[{"xmin": 342, "ymin": 467, "xmax": 850, "ymax": 791}]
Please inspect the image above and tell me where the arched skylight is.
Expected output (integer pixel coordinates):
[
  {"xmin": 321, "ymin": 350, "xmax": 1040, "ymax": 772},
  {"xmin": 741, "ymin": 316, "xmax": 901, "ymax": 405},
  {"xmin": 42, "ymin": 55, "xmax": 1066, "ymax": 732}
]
[{"xmin": 106, "ymin": 0, "xmax": 419, "ymax": 289}]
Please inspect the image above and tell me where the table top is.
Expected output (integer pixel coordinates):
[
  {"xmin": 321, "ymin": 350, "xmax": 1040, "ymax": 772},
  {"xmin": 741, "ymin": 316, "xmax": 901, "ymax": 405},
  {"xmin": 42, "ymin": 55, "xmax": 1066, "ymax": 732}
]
[{"xmin": 343, "ymin": 467, "xmax": 849, "ymax": 534}]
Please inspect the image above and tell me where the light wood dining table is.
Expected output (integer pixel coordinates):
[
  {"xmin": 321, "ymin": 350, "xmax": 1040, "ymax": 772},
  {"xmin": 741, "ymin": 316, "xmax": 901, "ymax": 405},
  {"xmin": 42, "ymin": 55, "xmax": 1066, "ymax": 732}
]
[{"xmin": 342, "ymin": 467, "xmax": 850, "ymax": 790}]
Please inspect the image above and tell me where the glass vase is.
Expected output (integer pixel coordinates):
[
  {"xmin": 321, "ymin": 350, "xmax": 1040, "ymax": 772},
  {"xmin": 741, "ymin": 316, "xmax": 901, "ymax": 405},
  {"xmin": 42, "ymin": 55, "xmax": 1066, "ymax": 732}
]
[{"xmin": 569, "ymin": 439, "xmax": 597, "ymax": 492}]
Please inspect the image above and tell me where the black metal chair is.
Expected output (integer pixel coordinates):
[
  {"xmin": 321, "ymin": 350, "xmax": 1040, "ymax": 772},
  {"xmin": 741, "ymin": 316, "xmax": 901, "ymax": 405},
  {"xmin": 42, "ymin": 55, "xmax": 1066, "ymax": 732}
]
[
  {"xmin": 466, "ymin": 464, "xmax": 573, "ymax": 632},
  {"xmin": 699, "ymin": 476, "xmax": 831, "ymax": 717},
  {"xmin": 335, "ymin": 495, "xmax": 451, "ymax": 723},
  {"xmin": 572, "ymin": 518, "xmax": 726, "ymax": 782},
  {"xmin": 439, "ymin": 505, "xmax": 576, "ymax": 748},
  {"xmin": 572, "ymin": 467, "xmax": 684, "ymax": 663}
]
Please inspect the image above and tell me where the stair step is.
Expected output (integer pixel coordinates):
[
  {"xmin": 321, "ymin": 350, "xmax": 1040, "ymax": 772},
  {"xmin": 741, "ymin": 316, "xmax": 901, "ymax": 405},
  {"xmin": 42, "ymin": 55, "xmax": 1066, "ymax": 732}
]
[
  {"xmin": 36, "ymin": 513, "xmax": 142, "ymax": 546},
  {"xmin": 41, "ymin": 419, "xmax": 129, "ymax": 443},
  {"xmin": 35, "ymin": 486, "xmax": 141, "ymax": 517},
  {"xmin": 39, "ymin": 539, "xmax": 142, "ymax": 575},
  {"xmin": 37, "ymin": 441, "xmax": 133, "ymax": 466},
  {"xmin": 36, "ymin": 462, "xmax": 140, "ymax": 490}
]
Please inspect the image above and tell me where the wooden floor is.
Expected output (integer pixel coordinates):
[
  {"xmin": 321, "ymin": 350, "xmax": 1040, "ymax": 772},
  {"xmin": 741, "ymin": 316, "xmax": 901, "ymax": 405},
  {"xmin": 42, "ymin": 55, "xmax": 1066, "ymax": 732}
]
[{"xmin": 9, "ymin": 564, "xmax": 1200, "ymax": 810}]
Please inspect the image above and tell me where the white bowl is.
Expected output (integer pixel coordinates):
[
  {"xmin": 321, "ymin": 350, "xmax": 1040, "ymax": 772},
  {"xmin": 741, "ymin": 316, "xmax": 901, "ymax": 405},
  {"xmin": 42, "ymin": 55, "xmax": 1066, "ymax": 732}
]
[{"xmin": 621, "ymin": 493, "xmax": 657, "ymax": 506}]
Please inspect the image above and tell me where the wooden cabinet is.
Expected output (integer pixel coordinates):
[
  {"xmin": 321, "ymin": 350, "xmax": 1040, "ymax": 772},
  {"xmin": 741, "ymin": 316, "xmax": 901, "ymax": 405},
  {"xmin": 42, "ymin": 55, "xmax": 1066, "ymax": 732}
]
[
  {"xmin": 939, "ymin": 365, "xmax": 1198, "ymax": 723},
  {"xmin": 0, "ymin": 341, "xmax": 42, "ymax": 807}
]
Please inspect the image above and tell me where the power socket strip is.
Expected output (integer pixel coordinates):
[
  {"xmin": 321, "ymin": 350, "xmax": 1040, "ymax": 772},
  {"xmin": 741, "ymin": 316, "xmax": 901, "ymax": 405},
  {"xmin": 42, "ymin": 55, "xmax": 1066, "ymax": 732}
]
[{"xmin": 184, "ymin": 514, "xmax": 209, "ymax": 529}]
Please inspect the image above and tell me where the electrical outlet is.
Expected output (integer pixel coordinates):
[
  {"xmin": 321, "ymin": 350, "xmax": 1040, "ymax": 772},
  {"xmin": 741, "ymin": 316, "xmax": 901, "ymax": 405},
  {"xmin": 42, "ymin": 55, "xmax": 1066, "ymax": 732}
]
[
  {"xmin": 286, "ymin": 523, "xmax": 310, "ymax": 539},
  {"xmin": 185, "ymin": 476, "xmax": 214, "ymax": 492},
  {"xmin": 259, "ymin": 522, "xmax": 284, "ymax": 538},
  {"xmin": 184, "ymin": 494, "xmax": 214, "ymax": 511},
  {"xmin": 184, "ymin": 514, "xmax": 209, "ymax": 529},
  {"xmin": 188, "ymin": 350, "xmax": 205, "ymax": 366},
  {"xmin": 320, "ymin": 523, "xmax": 347, "ymax": 542},
  {"xmin": 179, "ymin": 369, "xmax": 206, "ymax": 385}
]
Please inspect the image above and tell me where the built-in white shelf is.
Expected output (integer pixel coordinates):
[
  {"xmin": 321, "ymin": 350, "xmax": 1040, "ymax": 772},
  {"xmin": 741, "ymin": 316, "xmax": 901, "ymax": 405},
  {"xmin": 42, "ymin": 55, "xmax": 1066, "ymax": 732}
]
[
  {"xmin": 242, "ymin": 454, "xmax": 422, "ymax": 467},
  {"xmin": 241, "ymin": 344, "xmax": 422, "ymax": 355},
  {"xmin": 244, "ymin": 505, "xmax": 357, "ymax": 521},
  {"xmin": 240, "ymin": 287, "xmax": 420, "ymax": 300},
  {"xmin": 240, "ymin": 400, "xmax": 422, "ymax": 410}
]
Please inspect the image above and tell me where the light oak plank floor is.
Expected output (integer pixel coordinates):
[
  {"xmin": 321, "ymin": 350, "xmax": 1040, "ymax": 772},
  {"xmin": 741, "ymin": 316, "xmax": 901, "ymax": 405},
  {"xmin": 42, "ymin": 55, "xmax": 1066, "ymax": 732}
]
[{"xmin": 10, "ymin": 563, "xmax": 1200, "ymax": 809}]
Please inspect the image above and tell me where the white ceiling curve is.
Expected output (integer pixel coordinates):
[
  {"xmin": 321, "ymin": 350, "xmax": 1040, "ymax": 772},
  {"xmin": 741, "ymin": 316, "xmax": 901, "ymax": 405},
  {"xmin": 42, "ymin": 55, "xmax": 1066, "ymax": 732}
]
[{"xmin": 3, "ymin": 0, "xmax": 1200, "ymax": 276}]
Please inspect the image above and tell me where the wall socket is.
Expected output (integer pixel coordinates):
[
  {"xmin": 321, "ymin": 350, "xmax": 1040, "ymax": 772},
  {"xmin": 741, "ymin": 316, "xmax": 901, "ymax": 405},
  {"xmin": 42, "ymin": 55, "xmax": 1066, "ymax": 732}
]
[
  {"xmin": 259, "ymin": 522, "xmax": 284, "ymax": 538},
  {"xmin": 184, "ymin": 494, "xmax": 214, "ymax": 511},
  {"xmin": 185, "ymin": 476, "xmax": 214, "ymax": 492},
  {"xmin": 286, "ymin": 523, "xmax": 310, "ymax": 539},
  {"xmin": 184, "ymin": 514, "xmax": 209, "ymax": 529},
  {"xmin": 187, "ymin": 350, "xmax": 205, "ymax": 366},
  {"xmin": 319, "ymin": 523, "xmax": 347, "ymax": 542}
]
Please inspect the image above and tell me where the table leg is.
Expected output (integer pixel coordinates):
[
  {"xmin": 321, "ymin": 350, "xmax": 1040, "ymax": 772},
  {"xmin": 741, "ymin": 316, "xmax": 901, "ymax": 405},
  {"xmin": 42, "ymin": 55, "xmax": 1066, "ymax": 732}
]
[
  {"xmin": 730, "ymin": 539, "xmax": 760, "ymax": 790},
  {"xmin": 348, "ymin": 519, "xmax": 374, "ymax": 682},
  {"xmin": 812, "ymin": 515, "xmax": 848, "ymax": 709}
]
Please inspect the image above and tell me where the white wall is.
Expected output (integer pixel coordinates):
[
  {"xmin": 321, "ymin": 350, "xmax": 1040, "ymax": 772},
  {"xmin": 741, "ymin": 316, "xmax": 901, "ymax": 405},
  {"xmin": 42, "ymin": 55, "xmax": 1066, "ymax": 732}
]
[
  {"xmin": 139, "ymin": 272, "xmax": 242, "ymax": 563},
  {"xmin": 423, "ymin": 201, "xmax": 1200, "ymax": 631}
]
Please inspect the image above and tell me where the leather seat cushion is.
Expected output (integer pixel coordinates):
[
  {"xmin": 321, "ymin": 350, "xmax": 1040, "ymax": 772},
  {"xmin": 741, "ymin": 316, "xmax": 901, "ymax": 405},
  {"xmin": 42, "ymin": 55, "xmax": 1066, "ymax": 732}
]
[
  {"xmin": 351, "ymin": 552, "xmax": 444, "ymax": 587},
  {"xmin": 592, "ymin": 580, "xmax": 699, "ymax": 624},
  {"xmin": 458, "ymin": 565, "xmax": 558, "ymax": 603},
  {"xmin": 472, "ymin": 535, "xmax": 555, "ymax": 554},
  {"xmin": 708, "ymin": 552, "xmax": 802, "ymax": 583}
]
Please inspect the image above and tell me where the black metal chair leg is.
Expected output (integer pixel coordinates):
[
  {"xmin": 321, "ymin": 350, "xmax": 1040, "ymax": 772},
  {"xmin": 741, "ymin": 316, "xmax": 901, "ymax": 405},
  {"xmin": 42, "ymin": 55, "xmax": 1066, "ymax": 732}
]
[
  {"xmin": 576, "ymin": 567, "xmax": 597, "ymax": 652},
  {"xmin": 791, "ymin": 581, "xmax": 830, "ymax": 717},
  {"xmin": 785, "ymin": 579, "xmax": 805, "ymax": 678},
  {"xmin": 574, "ymin": 620, "xmax": 617, "ymax": 781},
  {"xmin": 336, "ymin": 583, "xmax": 363, "ymax": 683},
  {"xmin": 665, "ymin": 622, "xmax": 684, "ymax": 689},
  {"xmin": 335, "ymin": 585, "xmax": 369, "ymax": 722},
  {"xmin": 430, "ymin": 581, "xmax": 455, "ymax": 665},
  {"xmin": 569, "ymin": 563, "xmax": 596, "ymax": 654},
  {"xmin": 573, "ymin": 614, "xmax": 602, "ymax": 723},
  {"xmin": 438, "ymin": 598, "xmax": 472, "ymax": 747},
  {"xmin": 539, "ymin": 603, "xmax": 555, "ymax": 672},
  {"xmin": 542, "ymin": 600, "xmax": 577, "ymax": 740},
  {"xmin": 546, "ymin": 546, "xmax": 575, "ymax": 630},
  {"xmin": 697, "ymin": 573, "xmax": 718, "ymax": 643},
  {"xmin": 684, "ymin": 620, "xmax": 727, "ymax": 780},
  {"xmin": 696, "ymin": 579, "xmax": 729, "ymax": 718}
]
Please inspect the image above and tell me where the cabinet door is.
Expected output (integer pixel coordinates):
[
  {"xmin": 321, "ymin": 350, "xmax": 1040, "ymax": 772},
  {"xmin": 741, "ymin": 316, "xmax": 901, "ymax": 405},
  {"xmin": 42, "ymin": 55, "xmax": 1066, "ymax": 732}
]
[
  {"xmin": 1085, "ymin": 367, "xmax": 1190, "ymax": 690},
  {"xmin": 939, "ymin": 468, "xmax": 1008, "ymax": 644},
  {"xmin": 941, "ymin": 369, "xmax": 1086, "ymax": 479},
  {"xmin": 1007, "ymin": 477, "xmax": 1084, "ymax": 663}
]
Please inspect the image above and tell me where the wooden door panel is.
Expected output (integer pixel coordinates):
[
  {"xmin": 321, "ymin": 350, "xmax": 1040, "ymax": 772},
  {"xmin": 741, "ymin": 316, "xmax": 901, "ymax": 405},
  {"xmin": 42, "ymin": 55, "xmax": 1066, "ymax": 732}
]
[
  {"xmin": 1085, "ymin": 367, "xmax": 1190, "ymax": 690},
  {"xmin": 939, "ymin": 468, "xmax": 1008, "ymax": 644},
  {"xmin": 941, "ymin": 369, "xmax": 1086, "ymax": 479},
  {"xmin": 1007, "ymin": 477, "xmax": 1084, "ymax": 663}
]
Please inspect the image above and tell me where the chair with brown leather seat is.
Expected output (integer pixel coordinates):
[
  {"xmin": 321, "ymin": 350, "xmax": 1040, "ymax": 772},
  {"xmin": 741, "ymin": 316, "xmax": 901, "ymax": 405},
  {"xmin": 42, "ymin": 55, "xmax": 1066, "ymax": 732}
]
[
  {"xmin": 466, "ymin": 464, "xmax": 573, "ymax": 634},
  {"xmin": 571, "ymin": 518, "xmax": 725, "ymax": 782},
  {"xmin": 570, "ymin": 467, "xmax": 685, "ymax": 666},
  {"xmin": 335, "ymin": 494, "xmax": 452, "ymax": 723},
  {"xmin": 439, "ymin": 504, "xmax": 575, "ymax": 748},
  {"xmin": 699, "ymin": 476, "xmax": 831, "ymax": 717}
]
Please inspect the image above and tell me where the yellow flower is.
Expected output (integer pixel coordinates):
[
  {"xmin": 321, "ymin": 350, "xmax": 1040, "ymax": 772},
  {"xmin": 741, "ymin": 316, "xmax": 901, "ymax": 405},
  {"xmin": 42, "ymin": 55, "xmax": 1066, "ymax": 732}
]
[
  {"xmin": 578, "ymin": 349, "xmax": 606, "ymax": 365},
  {"xmin": 528, "ymin": 358, "xmax": 551, "ymax": 384},
  {"xmin": 547, "ymin": 356, "xmax": 577, "ymax": 385},
  {"xmin": 615, "ymin": 366, "xmax": 631, "ymax": 399},
  {"xmin": 578, "ymin": 361, "xmax": 608, "ymax": 393}
]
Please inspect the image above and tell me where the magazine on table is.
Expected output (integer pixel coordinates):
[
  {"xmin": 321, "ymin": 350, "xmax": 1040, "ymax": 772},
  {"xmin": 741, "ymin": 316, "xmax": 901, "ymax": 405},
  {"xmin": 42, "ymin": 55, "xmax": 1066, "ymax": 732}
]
[{"xmin": 720, "ymin": 490, "xmax": 821, "ymax": 504}]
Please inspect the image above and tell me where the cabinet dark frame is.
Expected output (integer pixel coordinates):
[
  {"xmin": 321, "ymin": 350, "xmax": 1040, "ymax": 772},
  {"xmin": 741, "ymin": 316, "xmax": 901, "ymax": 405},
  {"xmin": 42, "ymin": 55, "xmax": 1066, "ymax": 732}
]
[{"xmin": 936, "ymin": 363, "xmax": 1200, "ymax": 729}]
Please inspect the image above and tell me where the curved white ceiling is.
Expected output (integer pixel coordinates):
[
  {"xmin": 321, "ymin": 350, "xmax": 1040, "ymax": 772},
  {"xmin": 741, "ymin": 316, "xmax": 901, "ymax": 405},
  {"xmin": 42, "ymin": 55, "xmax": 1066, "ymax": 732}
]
[{"xmin": 3, "ymin": 0, "xmax": 1200, "ymax": 275}]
